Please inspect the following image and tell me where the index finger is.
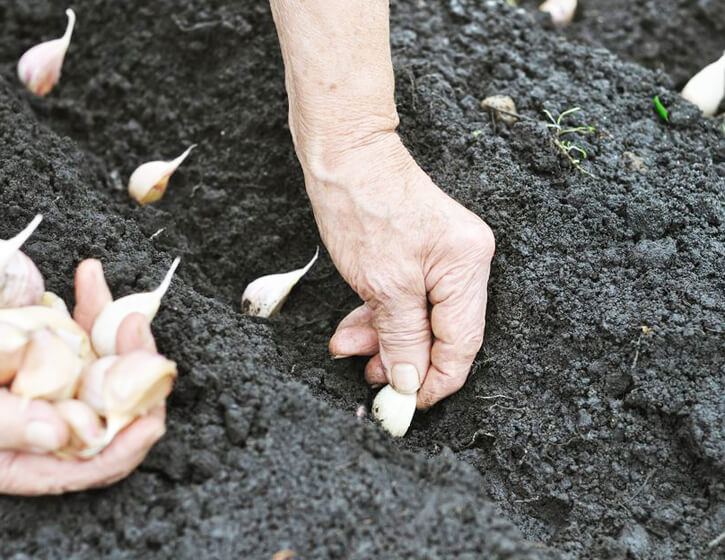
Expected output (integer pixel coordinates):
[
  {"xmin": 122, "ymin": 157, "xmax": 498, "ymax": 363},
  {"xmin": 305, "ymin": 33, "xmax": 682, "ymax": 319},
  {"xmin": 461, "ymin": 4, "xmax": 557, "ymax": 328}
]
[{"xmin": 73, "ymin": 259, "xmax": 113, "ymax": 333}]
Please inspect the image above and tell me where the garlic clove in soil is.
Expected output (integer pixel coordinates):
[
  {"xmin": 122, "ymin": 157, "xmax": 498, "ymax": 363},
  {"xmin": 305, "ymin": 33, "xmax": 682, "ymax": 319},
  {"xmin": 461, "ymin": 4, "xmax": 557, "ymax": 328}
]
[
  {"xmin": 77, "ymin": 355, "xmax": 119, "ymax": 414},
  {"xmin": 17, "ymin": 9, "xmax": 76, "ymax": 96},
  {"xmin": 79, "ymin": 350, "xmax": 176, "ymax": 458},
  {"xmin": 53, "ymin": 399, "xmax": 104, "ymax": 458},
  {"xmin": 681, "ymin": 51, "xmax": 725, "ymax": 117},
  {"xmin": 0, "ymin": 215, "xmax": 45, "ymax": 309},
  {"xmin": 371, "ymin": 384, "xmax": 417, "ymax": 438},
  {"xmin": 128, "ymin": 145, "xmax": 197, "ymax": 205},
  {"xmin": 41, "ymin": 291, "xmax": 70, "ymax": 316},
  {"xmin": 91, "ymin": 257, "xmax": 180, "ymax": 356},
  {"xmin": 538, "ymin": 0, "xmax": 577, "ymax": 26},
  {"xmin": 0, "ymin": 322, "xmax": 29, "ymax": 385},
  {"xmin": 10, "ymin": 329, "xmax": 82, "ymax": 402},
  {"xmin": 241, "ymin": 248, "xmax": 319, "ymax": 318}
]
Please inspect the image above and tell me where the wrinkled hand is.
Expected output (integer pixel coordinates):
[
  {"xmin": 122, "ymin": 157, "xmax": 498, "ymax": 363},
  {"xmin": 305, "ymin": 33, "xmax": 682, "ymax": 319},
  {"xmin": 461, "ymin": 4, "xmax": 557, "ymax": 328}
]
[
  {"xmin": 0, "ymin": 259, "xmax": 166, "ymax": 496},
  {"xmin": 308, "ymin": 133, "xmax": 495, "ymax": 409}
]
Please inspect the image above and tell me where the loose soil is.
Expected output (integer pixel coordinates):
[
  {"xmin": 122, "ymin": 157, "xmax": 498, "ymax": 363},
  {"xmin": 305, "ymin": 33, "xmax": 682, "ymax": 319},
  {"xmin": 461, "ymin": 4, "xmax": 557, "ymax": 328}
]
[{"xmin": 0, "ymin": 0, "xmax": 723, "ymax": 558}]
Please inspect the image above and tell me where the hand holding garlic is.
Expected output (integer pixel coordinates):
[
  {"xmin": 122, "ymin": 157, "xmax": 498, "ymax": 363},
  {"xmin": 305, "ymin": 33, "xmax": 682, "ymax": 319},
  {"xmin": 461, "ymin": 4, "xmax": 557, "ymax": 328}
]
[{"xmin": 0, "ymin": 258, "xmax": 169, "ymax": 496}]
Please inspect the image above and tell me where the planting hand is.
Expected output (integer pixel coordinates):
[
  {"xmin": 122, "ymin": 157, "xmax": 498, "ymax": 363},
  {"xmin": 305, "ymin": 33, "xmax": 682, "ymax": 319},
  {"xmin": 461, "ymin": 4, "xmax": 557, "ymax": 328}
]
[
  {"xmin": 271, "ymin": 0, "xmax": 495, "ymax": 408},
  {"xmin": 0, "ymin": 260, "xmax": 166, "ymax": 495}
]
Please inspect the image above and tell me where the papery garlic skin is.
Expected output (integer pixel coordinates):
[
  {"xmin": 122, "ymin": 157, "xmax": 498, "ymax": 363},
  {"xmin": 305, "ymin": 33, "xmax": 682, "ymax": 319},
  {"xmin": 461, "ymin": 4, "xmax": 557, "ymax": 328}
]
[
  {"xmin": 91, "ymin": 257, "xmax": 180, "ymax": 356},
  {"xmin": 128, "ymin": 145, "xmax": 196, "ymax": 205},
  {"xmin": 538, "ymin": 0, "xmax": 577, "ymax": 26},
  {"xmin": 371, "ymin": 384, "xmax": 417, "ymax": 438},
  {"xmin": 77, "ymin": 355, "xmax": 118, "ymax": 414},
  {"xmin": 241, "ymin": 248, "xmax": 319, "ymax": 318},
  {"xmin": 79, "ymin": 350, "xmax": 176, "ymax": 458},
  {"xmin": 0, "ymin": 215, "xmax": 45, "ymax": 309},
  {"xmin": 10, "ymin": 329, "xmax": 82, "ymax": 402},
  {"xmin": 0, "ymin": 323, "xmax": 29, "ymax": 385},
  {"xmin": 53, "ymin": 399, "xmax": 104, "ymax": 458},
  {"xmin": 681, "ymin": 51, "xmax": 725, "ymax": 117},
  {"xmin": 17, "ymin": 9, "xmax": 76, "ymax": 96}
]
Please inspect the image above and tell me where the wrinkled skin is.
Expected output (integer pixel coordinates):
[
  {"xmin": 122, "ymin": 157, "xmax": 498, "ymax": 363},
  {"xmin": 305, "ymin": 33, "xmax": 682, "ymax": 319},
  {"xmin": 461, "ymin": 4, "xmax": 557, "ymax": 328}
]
[{"xmin": 0, "ymin": 260, "xmax": 166, "ymax": 496}]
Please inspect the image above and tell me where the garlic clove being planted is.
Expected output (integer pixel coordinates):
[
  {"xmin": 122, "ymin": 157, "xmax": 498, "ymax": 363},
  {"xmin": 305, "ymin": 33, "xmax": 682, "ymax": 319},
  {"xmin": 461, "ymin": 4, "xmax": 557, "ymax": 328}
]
[
  {"xmin": 53, "ymin": 399, "xmax": 104, "ymax": 458},
  {"xmin": 241, "ymin": 248, "xmax": 319, "ymax": 318},
  {"xmin": 371, "ymin": 384, "xmax": 417, "ymax": 438},
  {"xmin": 0, "ymin": 323, "xmax": 29, "ymax": 385},
  {"xmin": 77, "ymin": 355, "xmax": 119, "ymax": 414},
  {"xmin": 79, "ymin": 350, "xmax": 176, "ymax": 458},
  {"xmin": 538, "ymin": 0, "xmax": 577, "ymax": 26},
  {"xmin": 91, "ymin": 258, "xmax": 180, "ymax": 356},
  {"xmin": 17, "ymin": 9, "xmax": 76, "ymax": 96},
  {"xmin": 128, "ymin": 145, "xmax": 197, "ymax": 205},
  {"xmin": 681, "ymin": 51, "xmax": 725, "ymax": 117},
  {"xmin": 10, "ymin": 329, "xmax": 82, "ymax": 402},
  {"xmin": 0, "ymin": 215, "xmax": 45, "ymax": 309}
]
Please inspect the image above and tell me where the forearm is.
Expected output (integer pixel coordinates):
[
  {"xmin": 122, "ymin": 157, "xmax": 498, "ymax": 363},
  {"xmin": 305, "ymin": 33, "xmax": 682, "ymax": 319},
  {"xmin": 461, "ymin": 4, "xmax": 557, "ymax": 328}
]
[{"xmin": 270, "ymin": 0, "xmax": 402, "ymax": 178}]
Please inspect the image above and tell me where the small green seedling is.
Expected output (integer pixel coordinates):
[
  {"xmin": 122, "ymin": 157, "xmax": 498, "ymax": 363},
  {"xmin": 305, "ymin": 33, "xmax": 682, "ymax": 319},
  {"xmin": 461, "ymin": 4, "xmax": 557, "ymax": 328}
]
[
  {"xmin": 652, "ymin": 95, "xmax": 669, "ymax": 122},
  {"xmin": 544, "ymin": 107, "xmax": 597, "ymax": 178}
]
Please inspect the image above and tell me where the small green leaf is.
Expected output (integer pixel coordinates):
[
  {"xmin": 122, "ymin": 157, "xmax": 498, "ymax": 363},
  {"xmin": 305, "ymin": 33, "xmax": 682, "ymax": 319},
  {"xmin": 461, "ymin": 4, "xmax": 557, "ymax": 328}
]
[{"xmin": 653, "ymin": 95, "xmax": 669, "ymax": 122}]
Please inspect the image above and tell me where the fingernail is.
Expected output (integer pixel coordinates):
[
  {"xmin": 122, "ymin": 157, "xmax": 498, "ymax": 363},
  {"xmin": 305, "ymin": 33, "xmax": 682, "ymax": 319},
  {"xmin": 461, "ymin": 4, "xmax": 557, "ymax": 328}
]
[
  {"xmin": 332, "ymin": 354, "xmax": 351, "ymax": 360},
  {"xmin": 391, "ymin": 363, "xmax": 421, "ymax": 394},
  {"xmin": 25, "ymin": 421, "xmax": 61, "ymax": 451}
]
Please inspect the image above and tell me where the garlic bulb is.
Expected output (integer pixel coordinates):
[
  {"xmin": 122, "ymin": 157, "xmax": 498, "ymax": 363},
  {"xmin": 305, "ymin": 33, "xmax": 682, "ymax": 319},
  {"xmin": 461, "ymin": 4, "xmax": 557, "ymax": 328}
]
[
  {"xmin": 17, "ymin": 8, "xmax": 76, "ymax": 96},
  {"xmin": 10, "ymin": 329, "xmax": 82, "ymax": 402},
  {"xmin": 0, "ymin": 215, "xmax": 45, "ymax": 309},
  {"xmin": 371, "ymin": 384, "xmax": 417, "ymax": 438},
  {"xmin": 53, "ymin": 399, "xmax": 104, "ymax": 458},
  {"xmin": 241, "ymin": 248, "xmax": 319, "ymax": 317},
  {"xmin": 41, "ymin": 291, "xmax": 70, "ymax": 316},
  {"xmin": 91, "ymin": 257, "xmax": 180, "ymax": 356},
  {"xmin": 79, "ymin": 351, "xmax": 176, "ymax": 458},
  {"xmin": 539, "ymin": 0, "xmax": 577, "ymax": 26},
  {"xmin": 0, "ymin": 323, "xmax": 29, "ymax": 385},
  {"xmin": 77, "ymin": 355, "xmax": 119, "ymax": 414},
  {"xmin": 128, "ymin": 145, "xmax": 196, "ymax": 205},
  {"xmin": 681, "ymin": 51, "xmax": 725, "ymax": 117}
]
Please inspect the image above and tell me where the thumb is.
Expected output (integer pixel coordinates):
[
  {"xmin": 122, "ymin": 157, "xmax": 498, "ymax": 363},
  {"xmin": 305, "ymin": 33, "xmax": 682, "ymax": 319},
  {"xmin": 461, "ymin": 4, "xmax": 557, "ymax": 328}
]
[
  {"xmin": 370, "ymin": 291, "xmax": 431, "ymax": 395},
  {"xmin": 0, "ymin": 390, "xmax": 69, "ymax": 453}
]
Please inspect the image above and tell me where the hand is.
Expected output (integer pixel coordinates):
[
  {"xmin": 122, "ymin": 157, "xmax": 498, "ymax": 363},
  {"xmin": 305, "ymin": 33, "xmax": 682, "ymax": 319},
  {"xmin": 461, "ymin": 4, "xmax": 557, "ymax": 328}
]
[
  {"xmin": 0, "ymin": 259, "xmax": 166, "ymax": 496},
  {"xmin": 309, "ymin": 133, "xmax": 495, "ymax": 409}
]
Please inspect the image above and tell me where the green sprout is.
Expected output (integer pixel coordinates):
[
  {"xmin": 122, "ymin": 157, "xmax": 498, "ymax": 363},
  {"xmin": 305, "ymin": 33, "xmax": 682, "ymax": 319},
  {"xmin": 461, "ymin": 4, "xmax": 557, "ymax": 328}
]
[
  {"xmin": 653, "ymin": 95, "xmax": 669, "ymax": 122},
  {"xmin": 543, "ymin": 107, "xmax": 597, "ymax": 178}
]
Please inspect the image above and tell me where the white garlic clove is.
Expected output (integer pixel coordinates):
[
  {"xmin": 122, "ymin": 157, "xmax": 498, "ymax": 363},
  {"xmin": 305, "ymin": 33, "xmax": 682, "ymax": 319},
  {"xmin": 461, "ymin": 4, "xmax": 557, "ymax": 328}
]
[
  {"xmin": 0, "ymin": 306, "xmax": 92, "ymax": 360},
  {"xmin": 0, "ymin": 215, "xmax": 45, "ymax": 309},
  {"xmin": 128, "ymin": 145, "xmax": 197, "ymax": 205},
  {"xmin": 40, "ymin": 291, "xmax": 70, "ymax": 316},
  {"xmin": 53, "ymin": 399, "xmax": 104, "ymax": 458},
  {"xmin": 681, "ymin": 51, "xmax": 725, "ymax": 117},
  {"xmin": 241, "ymin": 247, "xmax": 319, "ymax": 318},
  {"xmin": 0, "ymin": 323, "xmax": 29, "ymax": 385},
  {"xmin": 17, "ymin": 9, "xmax": 76, "ymax": 96},
  {"xmin": 90, "ymin": 257, "xmax": 180, "ymax": 356},
  {"xmin": 538, "ymin": 0, "xmax": 577, "ymax": 26},
  {"xmin": 10, "ymin": 329, "xmax": 82, "ymax": 402},
  {"xmin": 371, "ymin": 384, "xmax": 417, "ymax": 438},
  {"xmin": 77, "ymin": 355, "xmax": 119, "ymax": 414},
  {"xmin": 79, "ymin": 350, "xmax": 176, "ymax": 457}
]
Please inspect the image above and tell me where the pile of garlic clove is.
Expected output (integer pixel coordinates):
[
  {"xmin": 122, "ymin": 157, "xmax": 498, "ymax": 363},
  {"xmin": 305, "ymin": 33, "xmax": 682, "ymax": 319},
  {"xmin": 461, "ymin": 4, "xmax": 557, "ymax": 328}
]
[{"xmin": 0, "ymin": 216, "xmax": 178, "ymax": 459}]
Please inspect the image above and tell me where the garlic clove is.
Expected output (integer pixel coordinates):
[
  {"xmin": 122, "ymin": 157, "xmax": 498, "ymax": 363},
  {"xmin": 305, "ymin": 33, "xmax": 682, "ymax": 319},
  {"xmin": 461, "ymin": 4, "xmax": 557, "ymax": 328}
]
[
  {"xmin": 128, "ymin": 145, "xmax": 197, "ymax": 205},
  {"xmin": 0, "ymin": 215, "xmax": 45, "ymax": 309},
  {"xmin": 371, "ymin": 384, "xmax": 417, "ymax": 438},
  {"xmin": 10, "ymin": 329, "xmax": 82, "ymax": 402},
  {"xmin": 41, "ymin": 291, "xmax": 70, "ymax": 316},
  {"xmin": 17, "ymin": 9, "xmax": 76, "ymax": 96},
  {"xmin": 0, "ymin": 306, "xmax": 92, "ymax": 360},
  {"xmin": 77, "ymin": 355, "xmax": 119, "ymax": 414},
  {"xmin": 79, "ymin": 350, "xmax": 176, "ymax": 457},
  {"xmin": 53, "ymin": 399, "xmax": 104, "ymax": 458},
  {"xmin": 0, "ymin": 323, "xmax": 29, "ymax": 385},
  {"xmin": 681, "ymin": 51, "xmax": 725, "ymax": 117},
  {"xmin": 241, "ymin": 247, "xmax": 319, "ymax": 317},
  {"xmin": 90, "ymin": 258, "xmax": 180, "ymax": 356},
  {"xmin": 538, "ymin": 0, "xmax": 577, "ymax": 26}
]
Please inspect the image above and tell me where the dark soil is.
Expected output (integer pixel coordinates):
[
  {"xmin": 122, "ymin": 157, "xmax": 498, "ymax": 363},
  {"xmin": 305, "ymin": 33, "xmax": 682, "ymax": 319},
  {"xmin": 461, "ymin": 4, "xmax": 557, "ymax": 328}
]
[{"xmin": 0, "ymin": 0, "xmax": 723, "ymax": 558}]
